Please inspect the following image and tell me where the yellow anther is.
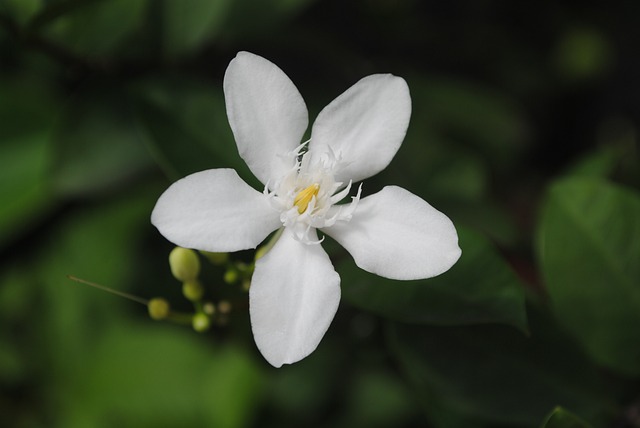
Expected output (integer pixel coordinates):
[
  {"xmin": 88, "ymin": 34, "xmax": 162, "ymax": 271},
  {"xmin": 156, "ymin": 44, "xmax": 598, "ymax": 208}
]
[{"xmin": 293, "ymin": 184, "xmax": 320, "ymax": 214}]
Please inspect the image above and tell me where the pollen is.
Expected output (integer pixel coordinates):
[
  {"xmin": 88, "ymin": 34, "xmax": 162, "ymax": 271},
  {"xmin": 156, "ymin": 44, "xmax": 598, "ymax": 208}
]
[{"xmin": 293, "ymin": 184, "xmax": 320, "ymax": 214}]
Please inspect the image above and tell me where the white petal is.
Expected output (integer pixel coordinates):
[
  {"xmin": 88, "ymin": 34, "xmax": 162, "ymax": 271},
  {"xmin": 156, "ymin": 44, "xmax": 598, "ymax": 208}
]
[
  {"xmin": 151, "ymin": 169, "xmax": 281, "ymax": 252},
  {"xmin": 309, "ymin": 74, "xmax": 411, "ymax": 183},
  {"xmin": 324, "ymin": 186, "xmax": 461, "ymax": 280},
  {"xmin": 224, "ymin": 51, "xmax": 308, "ymax": 185},
  {"xmin": 250, "ymin": 228, "xmax": 341, "ymax": 367}
]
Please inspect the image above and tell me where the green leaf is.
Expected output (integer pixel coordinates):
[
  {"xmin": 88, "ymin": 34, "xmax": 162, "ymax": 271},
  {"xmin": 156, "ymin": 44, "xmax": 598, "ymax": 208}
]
[
  {"xmin": 410, "ymin": 76, "xmax": 528, "ymax": 168},
  {"xmin": 59, "ymin": 321, "xmax": 264, "ymax": 428},
  {"xmin": 51, "ymin": 89, "xmax": 152, "ymax": 196},
  {"xmin": 134, "ymin": 78, "xmax": 256, "ymax": 185},
  {"xmin": 540, "ymin": 407, "xmax": 593, "ymax": 428},
  {"xmin": 388, "ymin": 307, "xmax": 612, "ymax": 428},
  {"xmin": 565, "ymin": 146, "xmax": 621, "ymax": 179},
  {"xmin": 0, "ymin": 78, "xmax": 56, "ymax": 247},
  {"xmin": 0, "ymin": 0, "xmax": 42, "ymax": 25},
  {"xmin": 391, "ymin": 103, "xmax": 519, "ymax": 246},
  {"xmin": 162, "ymin": 0, "xmax": 231, "ymax": 57},
  {"xmin": 41, "ymin": 0, "xmax": 148, "ymax": 57},
  {"xmin": 340, "ymin": 369, "xmax": 418, "ymax": 428},
  {"xmin": 552, "ymin": 27, "xmax": 613, "ymax": 82},
  {"xmin": 220, "ymin": 0, "xmax": 316, "ymax": 39},
  {"xmin": 537, "ymin": 178, "xmax": 640, "ymax": 375},
  {"xmin": 339, "ymin": 227, "xmax": 528, "ymax": 332},
  {"xmin": 37, "ymin": 184, "xmax": 155, "ymax": 375},
  {"xmin": 0, "ymin": 132, "xmax": 54, "ymax": 247}
]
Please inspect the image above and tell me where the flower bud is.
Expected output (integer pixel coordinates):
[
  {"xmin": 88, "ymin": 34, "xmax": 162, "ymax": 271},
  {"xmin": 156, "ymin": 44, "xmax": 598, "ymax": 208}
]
[
  {"xmin": 255, "ymin": 245, "xmax": 269, "ymax": 260},
  {"xmin": 148, "ymin": 298, "xmax": 170, "ymax": 320},
  {"xmin": 202, "ymin": 302, "xmax": 216, "ymax": 315},
  {"xmin": 169, "ymin": 247, "xmax": 200, "ymax": 282},
  {"xmin": 223, "ymin": 269, "xmax": 238, "ymax": 284},
  {"xmin": 235, "ymin": 261, "xmax": 249, "ymax": 273},
  {"xmin": 200, "ymin": 251, "xmax": 228, "ymax": 265},
  {"xmin": 192, "ymin": 313, "xmax": 210, "ymax": 332},
  {"xmin": 182, "ymin": 280, "xmax": 204, "ymax": 302}
]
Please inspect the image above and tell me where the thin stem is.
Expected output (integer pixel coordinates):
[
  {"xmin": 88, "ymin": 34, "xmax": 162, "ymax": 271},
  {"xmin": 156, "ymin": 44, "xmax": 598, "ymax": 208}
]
[
  {"xmin": 66, "ymin": 275, "xmax": 149, "ymax": 306},
  {"xmin": 166, "ymin": 313, "xmax": 194, "ymax": 325}
]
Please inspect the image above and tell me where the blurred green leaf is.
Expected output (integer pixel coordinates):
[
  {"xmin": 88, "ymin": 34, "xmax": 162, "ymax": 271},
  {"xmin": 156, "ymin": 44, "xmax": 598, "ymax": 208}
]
[
  {"xmin": 538, "ymin": 177, "xmax": 640, "ymax": 375},
  {"xmin": 134, "ymin": 78, "xmax": 256, "ymax": 185},
  {"xmin": 410, "ymin": 76, "xmax": 528, "ymax": 168},
  {"xmin": 220, "ymin": 0, "xmax": 316, "ymax": 39},
  {"xmin": 0, "ymin": 342, "xmax": 23, "ymax": 385},
  {"xmin": 391, "ymin": 123, "xmax": 520, "ymax": 246},
  {"xmin": 540, "ymin": 407, "xmax": 593, "ymax": 428},
  {"xmin": 0, "ymin": 132, "xmax": 53, "ymax": 246},
  {"xmin": 51, "ymin": 89, "xmax": 152, "ymax": 196},
  {"xmin": 389, "ymin": 132, "xmax": 489, "ymax": 203},
  {"xmin": 0, "ymin": 0, "xmax": 42, "ymax": 25},
  {"xmin": 59, "ymin": 322, "xmax": 264, "ymax": 428},
  {"xmin": 162, "ymin": 0, "xmax": 231, "ymax": 57},
  {"xmin": 339, "ymin": 369, "xmax": 417, "ymax": 428},
  {"xmin": 41, "ymin": 0, "xmax": 148, "ymax": 57},
  {"xmin": 268, "ymin": 345, "xmax": 344, "ymax": 421},
  {"xmin": 37, "ymin": 184, "xmax": 155, "ymax": 375},
  {"xmin": 566, "ymin": 146, "xmax": 621, "ymax": 178},
  {"xmin": 388, "ymin": 308, "xmax": 612, "ymax": 428},
  {"xmin": 553, "ymin": 27, "xmax": 613, "ymax": 82},
  {"xmin": 0, "ymin": 78, "xmax": 56, "ymax": 247},
  {"xmin": 201, "ymin": 344, "xmax": 265, "ymax": 428},
  {"xmin": 340, "ymin": 227, "xmax": 528, "ymax": 332},
  {"xmin": 0, "ymin": 265, "xmax": 32, "ymax": 385}
]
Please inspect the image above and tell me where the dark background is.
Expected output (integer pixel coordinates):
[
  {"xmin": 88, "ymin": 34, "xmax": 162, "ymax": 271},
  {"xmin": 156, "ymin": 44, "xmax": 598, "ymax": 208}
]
[{"xmin": 1, "ymin": 1, "xmax": 639, "ymax": 427}]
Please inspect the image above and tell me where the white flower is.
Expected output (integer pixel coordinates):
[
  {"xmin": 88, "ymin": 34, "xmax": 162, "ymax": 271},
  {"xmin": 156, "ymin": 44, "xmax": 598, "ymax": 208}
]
[{"xmin": 151, "ymin": 52, "xmax": 462, "ymax": 367}]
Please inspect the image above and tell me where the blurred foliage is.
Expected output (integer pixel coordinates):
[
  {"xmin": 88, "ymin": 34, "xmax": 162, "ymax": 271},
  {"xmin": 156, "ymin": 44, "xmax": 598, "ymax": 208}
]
[
  {"xmin": 541, "ymin": 407, "xmax": 593, "ymax": 428},
  {"xmin": 1, "ymin": 1, "xmax": 639, "ymax": 427}
]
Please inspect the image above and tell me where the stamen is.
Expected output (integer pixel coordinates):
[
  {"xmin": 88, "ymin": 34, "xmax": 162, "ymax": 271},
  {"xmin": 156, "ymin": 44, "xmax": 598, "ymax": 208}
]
[{"xmin": 293, "ymin": 184, "xmax": 320, "ymax": 214}]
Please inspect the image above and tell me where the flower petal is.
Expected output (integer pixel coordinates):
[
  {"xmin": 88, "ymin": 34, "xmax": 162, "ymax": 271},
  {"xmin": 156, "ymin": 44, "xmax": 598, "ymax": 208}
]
[
  {"xmin": 309, "ymin": 74, "xmax": 411, "ymax": 184},
  {"xmin": 151, "ymin": 169, "xmax": 281, "ymax": 252},
  {"xmin": 250, "ymin": 228, "xmax": 341, "ymax": 367},
  {"xmin": 224, "ymin": 51, "xmax": 308, "ymax": 185},
  {"xmin": 324, "ymin": 186, "xmax": 461, "ymax": 280}
]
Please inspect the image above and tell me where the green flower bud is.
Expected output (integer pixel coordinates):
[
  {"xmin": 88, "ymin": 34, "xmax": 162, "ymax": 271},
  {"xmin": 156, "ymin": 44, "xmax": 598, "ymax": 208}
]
[
  {"xmin": 235, "ymin": 261, "xmax": 249, "ymax": 273},
  {"xmin": 223, "ymin": 269, "xmax": 238, "ymax": 284},
  {"xmin": 182, "ymin": 280, "xmax": 204, "ymax": 302},
  {"xmin": 202, "ymin": 302, "xmax": 216, "ymax": 315},
  {"xmin": 254, "ymin": 245, "xmax": 269, "ymax": 261},
  {"xmin": 148, "ymin": 298, "xmax": 170, "ymax": 320},
  {"xmin": 192, "ymin": 313, "xmax": 210, "ymax": 332},
  {"xmin": 169, "ymin": 247, "xmax": 200, "ymax": 282},
  {"xmin": 200, "ymin": 251, "xmax": 228, "ymax": 265}
]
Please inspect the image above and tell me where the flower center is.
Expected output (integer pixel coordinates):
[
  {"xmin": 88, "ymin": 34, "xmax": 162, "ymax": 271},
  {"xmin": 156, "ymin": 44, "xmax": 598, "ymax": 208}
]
[{"xmin": 293, "ymin": 183, "xmax": 320, "ymax": 214}]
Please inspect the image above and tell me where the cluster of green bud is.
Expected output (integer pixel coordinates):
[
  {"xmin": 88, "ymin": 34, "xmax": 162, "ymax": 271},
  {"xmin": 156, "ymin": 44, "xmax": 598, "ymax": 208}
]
[
  {"xmin": 168, "ymin": 247, "xmax": 207, "ymax": 305},
  {"xmin": 145, "ymin": 246, "xmax": 252, "ymax": 332},
  {"xmin": 223, "ymin": 261, "xmax": 254, "ymax": 289}
]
